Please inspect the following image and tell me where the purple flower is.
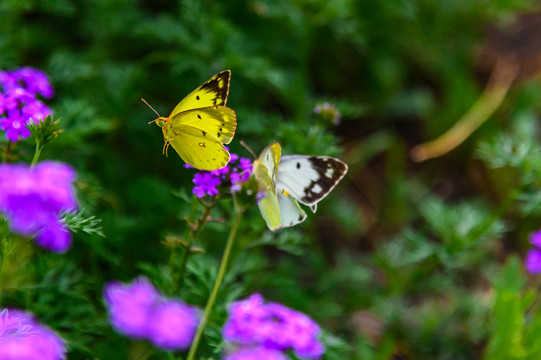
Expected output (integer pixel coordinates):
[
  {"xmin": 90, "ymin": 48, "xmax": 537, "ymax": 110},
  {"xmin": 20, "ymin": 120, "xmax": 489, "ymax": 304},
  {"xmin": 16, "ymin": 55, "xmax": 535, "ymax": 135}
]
[
  {"xmin": 223, "ymin": 294, "xmax": 324, "ymax": 359},
  {"xmin": 530, "ymin": 230, "xmax": 541, "ymax": 248},
  {"xmin": 526, "ymin": 249, "xmax": 541, "ymax": 274},
  {"xmin": 0, "ymin": 161, "xmax": 77, "ymax": 252},
  {"xmin": 0, "ymin": 96, "xmax": 18, "ymax": 115},
  {"xmin": 313, "ymin": 102, "xmax": 341, "ymax": 125},
  {"xmin": 239, "ymin": 158, "xmax": 252, "ymax": 172},
  {"xmin": 224, "ymin": 345, "xmax": 289, "ymax": 360},
  {"xmin": 211, "ymin": 165, "xmax": 231, "ymax": 177},
  {"xmin": 193, "ymin": 172, "xmax": 221, "ymax": 198},
  {"xmin": 15, "ymin": 67, "xmax": 54, "ymax": 98},
  {"xmin": 146, "ymin": 300, "xmax": 199, "ymax": 350},
  {"xmin": 22, "ymin": 100, "xmax": 52, "ymax": 124},
  {"xmin": 104, "ymin": 277, "xmax": 199, "ymax": 351},
  {"xmin": 0, "ymin": 309, "xmax": 66, "ymax": 360},
  {"xmin": 0, "ymin": 109, "xmax": 31, "ymax": 142},
  {"xmin": 0, "ymin": 67, "xmax": 54, "ymax": 142},
  {"xmin": 5, "ymin": 87, "xmax": 35, "ymax": 105},
  {"xmin": 230, "ymin": 173, "xmax": 243, "ymax": 192},
  {"xmin": 189, "ymin": 153, "xmax": 253, "ymax": 196},
  {"xmin": 0, "ymin": 71, "xmax": 19, "ymax": 92},
  {"xmin": 104, "ymin": 277, "xmax": 161, "ymax": 338},
  {"xmin": 525, "ymin": 229, "xmax": 541, "ymax": 274},
  {"xmin": 231, "ymin": 158, "xmax": 253, "ymax": 186}
]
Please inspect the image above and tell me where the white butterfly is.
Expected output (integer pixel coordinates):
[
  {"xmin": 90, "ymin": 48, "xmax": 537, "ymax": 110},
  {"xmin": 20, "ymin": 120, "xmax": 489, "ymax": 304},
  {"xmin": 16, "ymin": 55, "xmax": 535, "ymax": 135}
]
[{"xmin": 253, "ymin": 143, "xmax": 348, "ymax": 231}]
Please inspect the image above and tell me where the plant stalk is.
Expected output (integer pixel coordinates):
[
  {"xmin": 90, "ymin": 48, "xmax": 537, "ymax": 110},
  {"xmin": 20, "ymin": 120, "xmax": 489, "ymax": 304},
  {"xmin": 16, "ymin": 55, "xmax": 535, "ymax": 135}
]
[
  {"xmin": 2, "ymin": 141, "xmax": 12, "ymax": 163},
  {"xmin": 173, "ymin": 199, "xmax": 214, "ymax": 291},
  {"xmin": 186, "ymin": 203, "xmax": 242, "ymax": 360},
  {"xmin": 31, "ymin": 142, "xmax": 42, "ymax": 167},
  {"xmin": 411, "ymin": 57, "xmax": 519, "ymax": 162}
]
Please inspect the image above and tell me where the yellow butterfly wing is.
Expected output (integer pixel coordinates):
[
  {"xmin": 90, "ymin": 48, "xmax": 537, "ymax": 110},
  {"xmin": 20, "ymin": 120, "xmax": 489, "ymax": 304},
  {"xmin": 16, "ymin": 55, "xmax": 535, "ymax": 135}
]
[
  {"xmin": 254, "ymin": 143, "xmax": 281, "ymax": 230},
  {"xmin": 169, "ymin": 70, "xmax": 230, "ymax": 117},
  {"xmin": 165, "ymin": 106, "xmax": 236, "ymax": 145},
  {"xmin": 167, "ymin": 124, "xmax": 231, "ymax": 171},
  {"xmin": 163, "ymin": 106, "xmax": 236, "ymax": 170}
]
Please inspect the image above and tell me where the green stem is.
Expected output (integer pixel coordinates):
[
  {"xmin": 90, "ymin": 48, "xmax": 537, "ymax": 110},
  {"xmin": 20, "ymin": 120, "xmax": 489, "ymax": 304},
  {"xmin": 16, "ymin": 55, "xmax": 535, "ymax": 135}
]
[
  {"xmin": 469, "ymin": 188, "xmax": 519, "ymax": 242},
  {"xmin": 173, "ymin": 199, "xmax": 214, "ymax": 291},
  {"xmin": 0, "ymin": 236, "xmax": 7, "ymax": 304},
  {"xmin": 2, "ymin": 141, "xmax": 12, "ymax": 163},
  {"xmin": 186, "ymin": 202, "xmax": 243, "ymax": 360},
  {"xmin": 0, "ymin": 218, "xmax": 12, "ymax": 305},
  {"xmin": 171, "ymin": 234, "xmax": 191, "ymax": 292},
  {"xmin": 31, "ymin": 142, "xmax": 42, "ymax": 167}
]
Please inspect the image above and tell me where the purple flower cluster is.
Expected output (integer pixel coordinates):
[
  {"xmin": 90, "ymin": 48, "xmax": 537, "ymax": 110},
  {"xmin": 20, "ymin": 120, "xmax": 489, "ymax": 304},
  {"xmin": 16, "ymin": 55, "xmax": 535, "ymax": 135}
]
[
  {"xmin": 224, "ymin": 345, "xmax": 289, "ymax": 360},
  {"xmin": 104, "ymin": 277, "xmax": 199, "ymax": 351},
  {"xmin": 0, "ymin": 308, "xmax": 66, "ymax": 360},
  {"xmin": 0, "ymin": 161, "xmax": 77, "ymax": 253},
  {"xmin": 0, "ymin": 67, "xmax": 54, "ymax": 142},
  {"xmin": 223, "ymin": 294, "xmax": 324, "ymax": 359},
  {"xmin": 525, "ymin": 230, "xmax": 541, "ymax": 274},
  {"xmin": 190, "ymin": 153, "xmax": 253, "ymax": 198},
  {"xmin": 313, "ymin": 102, "xmax": 340, "ymax": 125}
]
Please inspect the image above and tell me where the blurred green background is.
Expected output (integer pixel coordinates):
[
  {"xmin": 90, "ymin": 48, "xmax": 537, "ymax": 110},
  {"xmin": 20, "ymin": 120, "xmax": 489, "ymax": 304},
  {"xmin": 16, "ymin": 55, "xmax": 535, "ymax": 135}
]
[{"xmin": 3, "ymin": 0, "xmax": 541, "ymax": 359}]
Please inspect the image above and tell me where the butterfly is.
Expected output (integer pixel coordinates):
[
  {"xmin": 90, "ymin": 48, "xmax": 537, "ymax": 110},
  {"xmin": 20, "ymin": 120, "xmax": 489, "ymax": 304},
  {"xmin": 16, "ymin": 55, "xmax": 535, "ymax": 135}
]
[
  {"xmin": 253, "ymin": 143, "xmax": 348, "ymax": 231},
  {"xmin": 143, "ymin": 70, "xmax": 237, "ymax": 171}
]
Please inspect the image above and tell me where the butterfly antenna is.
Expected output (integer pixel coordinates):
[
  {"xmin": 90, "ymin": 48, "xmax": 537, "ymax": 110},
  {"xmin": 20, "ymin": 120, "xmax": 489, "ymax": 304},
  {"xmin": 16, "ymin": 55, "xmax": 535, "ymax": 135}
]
[
  {"xmin": 240, "ymin": 140, "xmax": 257, "ymax": 159},
  {"xmin": 141, "ymin": 98, "xmax": 162, "ymax": 119}
]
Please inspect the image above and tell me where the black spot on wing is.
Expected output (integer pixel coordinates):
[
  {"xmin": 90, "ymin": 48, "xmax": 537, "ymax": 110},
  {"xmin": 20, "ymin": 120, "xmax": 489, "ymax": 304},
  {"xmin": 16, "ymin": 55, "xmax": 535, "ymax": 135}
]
[
  {"xmin": 301, "ymin": 157, "xmax": 348, "ymax": 204},
  {"xmin": 199, "ymin": 70, "xmax": 230, "ymax": 106}
]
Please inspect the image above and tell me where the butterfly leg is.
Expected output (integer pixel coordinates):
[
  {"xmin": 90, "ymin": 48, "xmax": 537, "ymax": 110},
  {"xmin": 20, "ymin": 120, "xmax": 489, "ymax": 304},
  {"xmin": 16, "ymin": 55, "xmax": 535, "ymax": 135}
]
[
  {"xmin": 163, "ymin": 132, "xmax": 182, "ymax": 157},
  {"xmin": 162, "ymin": 140, "xmax": 170, "ymax": 157}
]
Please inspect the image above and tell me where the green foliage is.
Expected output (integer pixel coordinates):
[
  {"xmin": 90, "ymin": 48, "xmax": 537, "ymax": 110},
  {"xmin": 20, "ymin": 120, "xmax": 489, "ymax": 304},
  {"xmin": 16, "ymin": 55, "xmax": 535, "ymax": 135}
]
[
  {"xmin": 62, "ymin": 210, "xmax": 104, "ymax": 237},
  {"xmin": 483, "ymin": 257, "xmax": 541, "ymax": 360},
  {"xmin": 26, "ymin": 114, "xmax": 63, "ymax": 148},
  {"xmin": 3, "ymin": 0, "xmax": 541, "ymax": 359}
]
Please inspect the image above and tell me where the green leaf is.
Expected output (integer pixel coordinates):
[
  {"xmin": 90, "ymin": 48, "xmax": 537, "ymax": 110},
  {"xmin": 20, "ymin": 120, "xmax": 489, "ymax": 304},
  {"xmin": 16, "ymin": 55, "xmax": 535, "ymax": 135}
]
[
  {"xmin": 62, "ymin": 210, "xmax": 104, "ymax": 237},
  {"xmin": 484, "ymin": 257, "xmax": 531, "ymax": 360}
]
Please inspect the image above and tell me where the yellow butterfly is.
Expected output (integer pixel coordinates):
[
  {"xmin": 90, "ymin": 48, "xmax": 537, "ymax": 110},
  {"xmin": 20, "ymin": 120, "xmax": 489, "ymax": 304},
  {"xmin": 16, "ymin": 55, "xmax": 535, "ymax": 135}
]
[{"xmin": 143, "ymin": 70, "xmax": 237, "ymax": 171}]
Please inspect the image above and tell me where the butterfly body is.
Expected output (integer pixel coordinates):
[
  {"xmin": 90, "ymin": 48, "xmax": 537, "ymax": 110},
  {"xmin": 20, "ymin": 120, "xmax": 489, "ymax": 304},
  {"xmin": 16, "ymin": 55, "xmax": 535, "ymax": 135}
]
[
  {"xmin": 150, "ymin": 70, "xmax": 237, "ymax": 171},
  {"xmin": 253, "ymin": 143, "xmax": 281, "ymax": 229},
  {"xmin": 255, "ymin": 143, "xmax": 348, "ymax": 231}
]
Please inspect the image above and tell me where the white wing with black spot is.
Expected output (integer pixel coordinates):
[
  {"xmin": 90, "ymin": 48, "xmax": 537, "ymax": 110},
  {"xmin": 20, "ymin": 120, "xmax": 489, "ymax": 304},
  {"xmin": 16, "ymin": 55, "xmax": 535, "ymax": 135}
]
[{"xmin": 276, "ymin": 155, "xmax": 348, "ymax": 208}]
